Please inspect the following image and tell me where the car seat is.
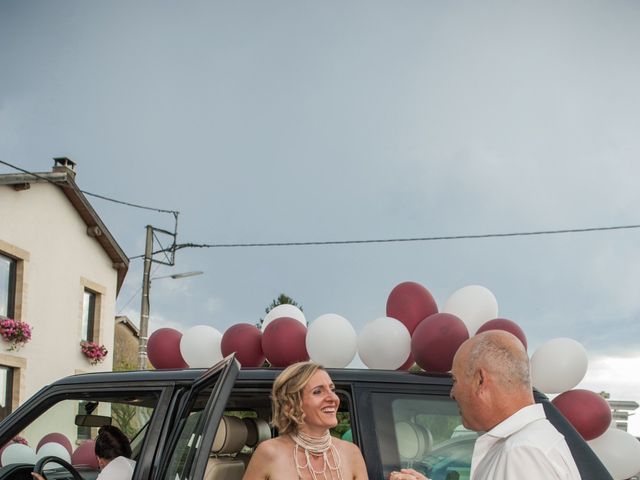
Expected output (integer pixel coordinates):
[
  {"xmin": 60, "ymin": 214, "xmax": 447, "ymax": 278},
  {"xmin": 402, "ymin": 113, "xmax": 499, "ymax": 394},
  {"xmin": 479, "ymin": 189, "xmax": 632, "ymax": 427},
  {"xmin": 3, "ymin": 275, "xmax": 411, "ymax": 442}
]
[
  {"xmin": 395, "ymin": 421, "xmax": 434, "ymax": 462},
  {"xmin": 238, "ymin": 417, "xmax": 272, "ymax": 467},
  {"xmin": 204, "ymin": 415, "xmax": 248, "ymax": 480}
]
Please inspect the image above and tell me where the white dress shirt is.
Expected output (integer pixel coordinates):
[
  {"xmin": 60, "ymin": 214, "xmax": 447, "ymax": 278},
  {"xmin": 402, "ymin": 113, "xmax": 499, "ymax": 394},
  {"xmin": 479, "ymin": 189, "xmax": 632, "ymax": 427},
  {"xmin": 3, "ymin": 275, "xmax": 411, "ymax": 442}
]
[
  {"xmin": 470, "ymin": 403, "xmax": 580, "ymax": 480},
  {"xmin": 97, "ymin": 456, "xmax": 136, "ymax": 480}
]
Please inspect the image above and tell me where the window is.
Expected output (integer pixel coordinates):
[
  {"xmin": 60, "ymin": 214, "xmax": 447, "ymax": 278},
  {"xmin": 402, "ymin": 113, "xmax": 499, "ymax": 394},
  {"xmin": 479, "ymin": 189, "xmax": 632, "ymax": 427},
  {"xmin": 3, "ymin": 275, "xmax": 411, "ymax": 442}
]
[
  {"xmin": 0, "ymin": 253, "xmax": 16, "ymax": 319},
  {"xmin": 4, "ymin": 391, "xmax": 160, "ymax": 473},
  {"xmin": 0, "ymin": 366, "xmax": 14, "ymax": 421},
  {"xmin": 372, "ymin": 393, "xmax": 478, "ymax": 480},
  {"xmin": 81, "ymin": 289, "xmax": 96, "ymax": 341}
]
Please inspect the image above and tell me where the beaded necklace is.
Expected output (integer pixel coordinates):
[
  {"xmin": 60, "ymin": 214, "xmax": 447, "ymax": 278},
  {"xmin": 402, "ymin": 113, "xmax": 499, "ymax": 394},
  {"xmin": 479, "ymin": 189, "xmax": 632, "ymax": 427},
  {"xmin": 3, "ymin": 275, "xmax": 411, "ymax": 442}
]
[{"xmin": 291, "ymin": 431, "xmax": 344, "ymax": 480}]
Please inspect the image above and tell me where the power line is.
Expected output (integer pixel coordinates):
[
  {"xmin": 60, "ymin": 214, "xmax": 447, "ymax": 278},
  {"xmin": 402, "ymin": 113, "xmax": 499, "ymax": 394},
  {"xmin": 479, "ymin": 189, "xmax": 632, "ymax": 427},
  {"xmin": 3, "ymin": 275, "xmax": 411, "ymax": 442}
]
[
  {"xmin": 135, "ymin": 223, "xmax": 638, "ymax": 254},
  {"xmin": 0, "ymin": 159, "xmax": 178, "ymax": 215}
]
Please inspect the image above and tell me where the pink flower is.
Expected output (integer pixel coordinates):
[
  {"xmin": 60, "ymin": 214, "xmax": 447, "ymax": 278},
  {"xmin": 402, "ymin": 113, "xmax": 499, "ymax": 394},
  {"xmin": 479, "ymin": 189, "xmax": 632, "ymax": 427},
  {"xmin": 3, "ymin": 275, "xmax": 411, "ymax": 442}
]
[
  {"xmin": 80, "ymin": 341, "xmax": 108, "ymax": 365},
  {"xmin": 0, "ymin": 318, "xmax": 32, "ymax": 351}
]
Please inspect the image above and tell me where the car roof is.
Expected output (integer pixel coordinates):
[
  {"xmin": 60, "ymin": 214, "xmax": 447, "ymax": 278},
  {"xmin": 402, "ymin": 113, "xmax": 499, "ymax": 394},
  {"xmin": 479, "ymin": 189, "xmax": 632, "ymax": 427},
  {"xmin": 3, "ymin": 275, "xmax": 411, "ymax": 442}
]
[{"xmin": 48, "ymin": 366, "xmax": 453, "ymax": 388}]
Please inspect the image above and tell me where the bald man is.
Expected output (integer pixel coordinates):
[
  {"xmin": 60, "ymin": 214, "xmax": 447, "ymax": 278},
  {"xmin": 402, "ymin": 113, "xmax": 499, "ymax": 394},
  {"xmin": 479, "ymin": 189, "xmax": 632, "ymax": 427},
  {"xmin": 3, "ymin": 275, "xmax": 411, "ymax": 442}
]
[{"xmin": 390, "ymin": 330, "xmax": 580, "ymax": 480}]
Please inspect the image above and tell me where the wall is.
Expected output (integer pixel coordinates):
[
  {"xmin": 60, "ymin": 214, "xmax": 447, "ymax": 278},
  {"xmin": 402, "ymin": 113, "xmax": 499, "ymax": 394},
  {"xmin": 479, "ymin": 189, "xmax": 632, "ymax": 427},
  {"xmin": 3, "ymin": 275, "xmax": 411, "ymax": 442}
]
[{"xmin": 0, "ymin": 182, "xmax": 118, "ymax": 403}]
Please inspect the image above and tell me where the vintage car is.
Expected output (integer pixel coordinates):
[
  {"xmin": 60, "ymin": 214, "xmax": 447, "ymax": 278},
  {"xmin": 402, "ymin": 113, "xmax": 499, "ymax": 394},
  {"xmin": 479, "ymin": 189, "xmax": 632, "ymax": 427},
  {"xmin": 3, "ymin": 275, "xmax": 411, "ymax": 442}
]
[{"xmin": 0, "ymin": 357, "xmax": 612, "ymax": 479}]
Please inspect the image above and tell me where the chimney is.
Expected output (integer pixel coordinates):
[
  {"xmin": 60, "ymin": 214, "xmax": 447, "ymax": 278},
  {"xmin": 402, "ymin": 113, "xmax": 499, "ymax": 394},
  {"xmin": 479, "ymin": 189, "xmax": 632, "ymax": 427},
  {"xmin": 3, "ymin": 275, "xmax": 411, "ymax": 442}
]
[{"xmin": 52, "ymin": 157, "xmax": 77, "ymax": 180}]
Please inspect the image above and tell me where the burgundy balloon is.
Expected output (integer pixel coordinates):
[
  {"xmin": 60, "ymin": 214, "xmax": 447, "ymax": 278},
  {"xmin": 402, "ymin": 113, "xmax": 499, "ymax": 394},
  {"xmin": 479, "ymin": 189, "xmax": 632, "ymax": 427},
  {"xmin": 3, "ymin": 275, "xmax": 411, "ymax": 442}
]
[
  {"xmin": 386, "ymin": 281, "xmax": 438, "ymax": 335},
  {"xmin": 37, "ymin": 433, "xmax": 73, "ymax": 456},
  {"xmin": 71, "ymin": 440, "xmax": 99, "ymax": 469},
  {"xmin": 411, "ymin": 313, "xmax": 469, "ymax": 373},
  {"xmin": 147, "ymin": 328, "xmax": 188, "ymax": 369},
  {"xmin": 397, "ymin": 352, "xmax": 415, "ymax": 371},
  {"xmin": 221, "ymin": 323, "xmax": 266, "ymax": 367},
  {"xmin": 261, "ymin": 317, "xmax": 309, "ymax": 367},
  {"xmin": 476, "ymin": 318, "xmax": 528, "ymax": 350},
  {"xmin": 552, "ymin": 389, "xmax": 612, "ymax": 441}
]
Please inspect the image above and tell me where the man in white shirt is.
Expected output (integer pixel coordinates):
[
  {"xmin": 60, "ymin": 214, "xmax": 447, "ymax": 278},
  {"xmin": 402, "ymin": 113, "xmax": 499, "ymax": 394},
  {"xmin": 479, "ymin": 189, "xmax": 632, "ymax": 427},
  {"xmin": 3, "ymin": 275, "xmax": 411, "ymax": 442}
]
[{"xmin": 390, "ymin": 330, "xmax": 580, "ymax": 480}]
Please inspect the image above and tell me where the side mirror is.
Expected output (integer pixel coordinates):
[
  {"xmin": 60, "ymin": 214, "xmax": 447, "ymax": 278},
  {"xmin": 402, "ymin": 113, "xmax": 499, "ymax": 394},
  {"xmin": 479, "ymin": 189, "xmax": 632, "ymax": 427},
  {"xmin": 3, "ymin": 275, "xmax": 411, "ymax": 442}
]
[{"xmin": 74, "ymin": 414, "xmax": 112, "ymax": 427}]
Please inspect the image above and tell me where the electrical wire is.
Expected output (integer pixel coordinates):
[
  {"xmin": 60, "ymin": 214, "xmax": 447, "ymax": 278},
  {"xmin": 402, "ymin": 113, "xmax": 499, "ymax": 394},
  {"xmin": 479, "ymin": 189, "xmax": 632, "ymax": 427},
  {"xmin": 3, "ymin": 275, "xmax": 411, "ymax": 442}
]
[
  {"xmin": 0, "ymin": 159, "xmax": 178, "ymax": 214},
  {"xmin": 167, "ymin": 224, "xmax": 640, "ymax": 249}
]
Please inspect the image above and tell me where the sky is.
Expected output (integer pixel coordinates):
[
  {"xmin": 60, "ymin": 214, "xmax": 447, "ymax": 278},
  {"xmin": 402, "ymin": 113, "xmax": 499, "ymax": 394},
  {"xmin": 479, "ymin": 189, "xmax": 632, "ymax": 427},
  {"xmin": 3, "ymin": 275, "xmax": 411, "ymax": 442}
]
[{"xmin": 1, "ymin": 1, "xmax": 639, "ymax": 434}]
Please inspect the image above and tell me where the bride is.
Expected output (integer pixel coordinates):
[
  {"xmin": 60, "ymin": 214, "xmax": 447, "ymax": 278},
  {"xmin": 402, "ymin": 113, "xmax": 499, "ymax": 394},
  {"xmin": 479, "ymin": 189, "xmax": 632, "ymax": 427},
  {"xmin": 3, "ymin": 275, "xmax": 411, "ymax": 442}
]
[{"xmin": 243, "ymin": 361, "xmax": 368, "ymax": 480}]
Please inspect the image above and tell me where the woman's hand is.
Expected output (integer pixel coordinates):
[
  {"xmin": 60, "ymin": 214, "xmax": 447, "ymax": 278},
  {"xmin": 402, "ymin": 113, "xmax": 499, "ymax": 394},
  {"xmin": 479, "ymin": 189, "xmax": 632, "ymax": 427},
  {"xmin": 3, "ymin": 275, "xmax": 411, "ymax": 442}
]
[
  {"xmin": 389, "ymin": 468, "xmax": 430, "ymax": 480},
  {"xmin": 31, "ymin": 473, "xmax": 46, "ymax": 480}
]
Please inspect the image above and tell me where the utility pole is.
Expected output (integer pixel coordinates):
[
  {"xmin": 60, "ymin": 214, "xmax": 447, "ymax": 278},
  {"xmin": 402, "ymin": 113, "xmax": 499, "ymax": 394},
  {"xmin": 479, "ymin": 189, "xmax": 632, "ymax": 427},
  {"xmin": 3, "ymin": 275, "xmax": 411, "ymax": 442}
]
[{"xmin": 138, "ymin": 225, "xmax": 153, "ymax": 369}]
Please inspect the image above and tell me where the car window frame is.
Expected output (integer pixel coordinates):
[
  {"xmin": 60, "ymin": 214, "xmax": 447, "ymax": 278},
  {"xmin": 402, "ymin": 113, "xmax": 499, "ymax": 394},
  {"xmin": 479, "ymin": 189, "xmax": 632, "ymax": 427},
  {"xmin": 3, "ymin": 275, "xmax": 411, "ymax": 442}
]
[{"xmin": 155, "ymin": 355, "xmax": 240, "ymax": 480}]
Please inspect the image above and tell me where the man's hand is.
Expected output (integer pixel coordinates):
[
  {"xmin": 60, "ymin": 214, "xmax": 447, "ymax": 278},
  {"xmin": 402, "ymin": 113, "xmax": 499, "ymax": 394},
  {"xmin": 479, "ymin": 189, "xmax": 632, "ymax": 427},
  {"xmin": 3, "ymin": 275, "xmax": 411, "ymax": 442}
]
[{"xmin": 389, "ymin": 468, "xmax": 430, "ymax": 480}]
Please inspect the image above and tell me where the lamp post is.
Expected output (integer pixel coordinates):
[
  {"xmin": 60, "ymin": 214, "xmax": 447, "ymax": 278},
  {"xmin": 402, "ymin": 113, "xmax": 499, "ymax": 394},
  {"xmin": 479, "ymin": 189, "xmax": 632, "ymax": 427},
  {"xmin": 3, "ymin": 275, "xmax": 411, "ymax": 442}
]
[{"xmin": 137, "ymin": 227, "xmax": 203, "ymax": 369}]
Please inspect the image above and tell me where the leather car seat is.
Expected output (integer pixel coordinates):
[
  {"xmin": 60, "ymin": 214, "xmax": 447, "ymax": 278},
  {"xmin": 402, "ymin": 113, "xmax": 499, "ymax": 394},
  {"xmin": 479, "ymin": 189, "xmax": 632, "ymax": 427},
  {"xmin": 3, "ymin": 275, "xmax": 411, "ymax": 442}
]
[
  {"xmin": 204, "ymin": 415, "xmax": 248, "ymax": 480},
  {"xmin": 395, "ymin": 421, "xmax": 434, "ymax": 461},
  {"xmin": 238, "ymin": 417, "xmax": 272, "ymax": 466}
]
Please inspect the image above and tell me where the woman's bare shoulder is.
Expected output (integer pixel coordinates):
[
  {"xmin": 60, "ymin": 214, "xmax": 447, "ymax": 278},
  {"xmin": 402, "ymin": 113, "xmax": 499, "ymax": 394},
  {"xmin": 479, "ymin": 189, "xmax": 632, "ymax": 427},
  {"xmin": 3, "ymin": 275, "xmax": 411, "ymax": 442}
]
[{"xmin": 253, "ymin": 436, "xmax": 292, "ymax": 459}]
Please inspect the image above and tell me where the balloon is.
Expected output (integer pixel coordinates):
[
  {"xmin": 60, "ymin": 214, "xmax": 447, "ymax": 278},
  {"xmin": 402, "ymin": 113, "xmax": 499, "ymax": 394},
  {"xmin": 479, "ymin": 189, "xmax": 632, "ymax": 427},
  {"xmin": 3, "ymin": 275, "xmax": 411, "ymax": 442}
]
[
  {"xmin": 358, "ymin": 317, "xmax": 411, "ymax": 370},
  {"xmin": 180, "ymin": 325, "xmax": 223, "ymax": 368},
  {"xmin": 341, "ymin": 429, "xmax": 353, "ymax": 442},
  {"xmin": 476, "ymin": 318, "xmax": 528, "ymax": 350},
  {"xmin": 262, "ymin": 304, "xmax": 306, "ymax": 332},
  {"xmin": 386, "ymin": 281, "xmax": 438, "ymax": 335},
  {"xmin": 147, "ymin": 328, "xmax": 188, "ymax": 369},
  {"xmin": 443, "ymin": 285, "xmax": 498, "ymax": 335},
  {"xmin": 262, "ymin": 317, "xmax": 309, "ymax": 367},
  {"xmin": 397, "ymin": 353, "xmax": 415, "ymax": 371},
  {"xmin": 588, "ymin": 428, "xmax": 640, "ymax": 480},
  {"xmin": 551, "ymin": 389, "xmax": 612, "ymax": 440},
  {"xmin": 36, "ymin": 442, "xmax": 72, "ymax": 468},
  {"xmin": 530, "ymin": 338, "xmax": 588, "ymax": 394},
  {"xmin": 411, "ymin": 313, "xmax": 469, "ymax": 373},
  {"xmin": 221, "ymin": 323, "xmax": 265, "ymax": 367},
  {"xmin": 71, "ymin": 440, "xmax": 98, "ymax": 469},
  {"xmin": 36, "ymin": 433, "xmax": 72, "ymax": 456},
  {"xmin": 306, "ymin": 314, "xmax": 357, "ymax": 368},
  {"xmin": 1, "ymin": 443, "xmax": 36, "ymax": 466}
]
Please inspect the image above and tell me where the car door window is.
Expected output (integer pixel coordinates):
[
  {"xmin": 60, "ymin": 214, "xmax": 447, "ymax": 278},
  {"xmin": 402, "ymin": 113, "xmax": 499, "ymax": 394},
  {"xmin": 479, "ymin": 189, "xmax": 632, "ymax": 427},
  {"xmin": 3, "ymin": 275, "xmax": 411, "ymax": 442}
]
[
  {"xmin": 371, "ymin": 393, "xmax": 477, "ymax": 480},
  {"xmin": 0, "ymin": 391, "xmax": 159, "ymax": 477},
  {"xmin": 160, "ymin": 356, "xmax": 239, "ymax": 480}
]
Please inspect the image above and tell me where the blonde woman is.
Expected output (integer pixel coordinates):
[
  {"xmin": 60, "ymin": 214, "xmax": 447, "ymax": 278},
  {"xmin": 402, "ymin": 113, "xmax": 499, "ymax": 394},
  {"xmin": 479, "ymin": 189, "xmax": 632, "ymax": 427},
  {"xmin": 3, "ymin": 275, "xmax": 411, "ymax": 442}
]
[{"xmin": 243, "ymin": 361, "xmax": 368, "ymax": 480}]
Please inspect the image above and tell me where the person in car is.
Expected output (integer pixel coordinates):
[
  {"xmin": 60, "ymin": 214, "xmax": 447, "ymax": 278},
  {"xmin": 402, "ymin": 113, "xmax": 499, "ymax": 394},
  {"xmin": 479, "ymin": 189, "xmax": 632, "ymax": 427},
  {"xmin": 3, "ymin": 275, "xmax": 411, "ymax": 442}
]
[
  {"xmin": 32, "ymin": 425, "xmax": 135, "ymax": 480},
  {"xmin": 243, "ymin": 361, "xmax": 368, "ymax": 479},
  {"xmin": 390, "ymin": 330, "xmax": 580, "ymax": 480}
]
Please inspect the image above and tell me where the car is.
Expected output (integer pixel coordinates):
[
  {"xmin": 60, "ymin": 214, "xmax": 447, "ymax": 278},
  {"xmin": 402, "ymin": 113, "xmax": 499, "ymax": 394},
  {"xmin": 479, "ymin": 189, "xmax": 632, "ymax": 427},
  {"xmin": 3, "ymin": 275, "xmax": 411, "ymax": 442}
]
[{"xmin": 0, "ymin": 356, "xmax": 612, "ymax": 480}]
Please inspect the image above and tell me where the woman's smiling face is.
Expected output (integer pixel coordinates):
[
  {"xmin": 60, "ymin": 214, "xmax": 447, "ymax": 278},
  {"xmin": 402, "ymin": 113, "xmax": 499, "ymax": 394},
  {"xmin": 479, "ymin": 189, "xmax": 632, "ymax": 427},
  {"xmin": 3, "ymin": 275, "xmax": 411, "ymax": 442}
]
[{"xmin": 300, "ymin": 369, "xmax": 340, "ymax": 433}]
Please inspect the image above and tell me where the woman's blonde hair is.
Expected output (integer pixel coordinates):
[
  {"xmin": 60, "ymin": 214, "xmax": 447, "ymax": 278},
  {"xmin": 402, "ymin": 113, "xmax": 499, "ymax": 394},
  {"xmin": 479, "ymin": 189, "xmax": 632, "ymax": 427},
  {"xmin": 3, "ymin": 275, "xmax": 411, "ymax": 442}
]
[{"xmin": 271, "ymin": 361, "xmax": 325, "ymax": 435}]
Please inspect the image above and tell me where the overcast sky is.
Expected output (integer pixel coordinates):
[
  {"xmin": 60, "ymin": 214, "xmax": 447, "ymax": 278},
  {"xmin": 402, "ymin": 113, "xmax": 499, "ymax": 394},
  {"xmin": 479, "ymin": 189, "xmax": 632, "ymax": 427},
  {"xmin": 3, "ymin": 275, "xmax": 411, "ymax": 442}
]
[{"xmin": 2, "ymin": 1, "xmax": 639, "ymax": 433}]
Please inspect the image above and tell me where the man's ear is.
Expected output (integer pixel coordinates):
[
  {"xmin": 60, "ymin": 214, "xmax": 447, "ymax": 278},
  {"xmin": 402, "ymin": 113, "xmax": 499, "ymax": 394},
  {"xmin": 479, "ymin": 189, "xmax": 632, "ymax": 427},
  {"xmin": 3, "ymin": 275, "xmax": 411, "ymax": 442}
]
[{"xmin": 474, "ymin": 367, "xmax": 487, "ymax": 393}]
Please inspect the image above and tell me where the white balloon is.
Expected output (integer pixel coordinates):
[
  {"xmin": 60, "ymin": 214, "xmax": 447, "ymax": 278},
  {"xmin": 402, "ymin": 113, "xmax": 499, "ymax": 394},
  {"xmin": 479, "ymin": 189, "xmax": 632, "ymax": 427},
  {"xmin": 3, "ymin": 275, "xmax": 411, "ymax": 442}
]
[
  {"xmin": 1, "ymin": 443, "xmax": 36, "ymax": 466},
  {"xmin": 36, "ymin": 442, "xmax": 71, "ymax": 469},
  {"xmin": 443, "ymin": 285, "xmax": 498, "ymax": 335},
  {"xmin": 180, "ymin": 325, "xmax": 223, "ymax": 368},
  {"xmin": 357, "ymin": 317, "xmax": 411, "ymax": 370},
  {"xmin": 530, "ymin": 337, "xmax": 588, "ymax": 394},
  {"xmin": 588, "ymin": 428, "xmax": 640, "ymax": 480},
  {"xmin": 306, "ymin": 314, "xmax": 357, "ymax": 368},
  {"xmin": 262, "ymin": 304, "xmax": 306, "ymax": 332}
]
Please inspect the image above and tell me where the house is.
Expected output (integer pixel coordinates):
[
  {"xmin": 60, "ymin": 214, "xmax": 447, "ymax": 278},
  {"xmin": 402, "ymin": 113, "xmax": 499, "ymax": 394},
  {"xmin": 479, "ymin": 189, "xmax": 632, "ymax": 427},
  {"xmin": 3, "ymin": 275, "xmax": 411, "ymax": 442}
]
[
  {"xmin": 0, "ymin": 158, "xmax": 128, "ymax": 420},
  {"xmin": 113, "ymin": 315, "xmax": 140, "ymax": 370}
]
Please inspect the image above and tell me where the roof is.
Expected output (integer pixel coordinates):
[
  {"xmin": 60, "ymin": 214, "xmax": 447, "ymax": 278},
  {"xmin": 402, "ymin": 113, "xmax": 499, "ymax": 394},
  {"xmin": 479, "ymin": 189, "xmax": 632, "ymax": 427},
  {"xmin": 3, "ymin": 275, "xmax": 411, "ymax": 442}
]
[
  {"xmin": 116, "ymin": 315, "xmax": 140, "ymax": 337},
  {"xmin": 0, "ymin": 168, "xmax": 129, "ymax": 293}
]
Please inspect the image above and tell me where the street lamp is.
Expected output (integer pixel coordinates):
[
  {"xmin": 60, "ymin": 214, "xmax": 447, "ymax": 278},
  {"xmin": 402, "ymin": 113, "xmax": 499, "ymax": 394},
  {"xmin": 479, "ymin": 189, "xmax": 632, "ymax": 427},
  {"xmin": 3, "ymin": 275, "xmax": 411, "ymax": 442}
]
[{"xmin": 138, "ymin": 267, "xmax": 203, "ymax": 369}]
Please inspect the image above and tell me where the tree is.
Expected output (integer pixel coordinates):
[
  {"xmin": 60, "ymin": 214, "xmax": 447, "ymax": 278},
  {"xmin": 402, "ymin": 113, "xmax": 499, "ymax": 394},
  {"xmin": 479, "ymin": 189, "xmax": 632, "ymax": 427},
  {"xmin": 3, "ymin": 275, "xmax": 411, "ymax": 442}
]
[{"xmin": 257, "ymin": 293, "xmax": 303, "ymax": 328}]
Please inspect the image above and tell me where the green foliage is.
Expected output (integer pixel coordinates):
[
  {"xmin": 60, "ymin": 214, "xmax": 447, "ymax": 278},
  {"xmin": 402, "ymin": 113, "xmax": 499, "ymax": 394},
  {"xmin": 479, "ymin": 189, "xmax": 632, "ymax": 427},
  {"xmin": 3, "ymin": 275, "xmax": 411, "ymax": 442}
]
[{"xmin": 257, "ymin": 293, "xmax": 303, "ymax": 328}]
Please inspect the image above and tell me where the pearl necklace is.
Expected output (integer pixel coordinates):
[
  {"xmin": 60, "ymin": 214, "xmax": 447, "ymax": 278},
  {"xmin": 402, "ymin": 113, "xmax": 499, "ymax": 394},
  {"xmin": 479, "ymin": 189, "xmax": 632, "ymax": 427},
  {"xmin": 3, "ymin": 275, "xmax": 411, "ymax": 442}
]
[{"xmin": 291, "ymin": 431, "xmax": 343, "ymax": 480}]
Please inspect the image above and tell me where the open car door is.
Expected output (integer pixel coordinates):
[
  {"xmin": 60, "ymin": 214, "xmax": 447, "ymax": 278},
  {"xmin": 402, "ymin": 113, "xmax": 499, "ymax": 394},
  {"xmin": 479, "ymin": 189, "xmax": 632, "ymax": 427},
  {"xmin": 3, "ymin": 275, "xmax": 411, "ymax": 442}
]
[{"xmin": 156, "ymin": 354, "xmax": 240, "ymax": 480}]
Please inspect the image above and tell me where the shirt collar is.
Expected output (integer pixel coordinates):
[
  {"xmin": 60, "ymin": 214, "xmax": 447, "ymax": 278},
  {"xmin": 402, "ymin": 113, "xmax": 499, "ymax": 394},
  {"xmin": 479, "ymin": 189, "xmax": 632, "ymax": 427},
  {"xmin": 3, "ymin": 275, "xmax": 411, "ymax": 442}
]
[{"xmin": 484, "ymin": 403, "xmax": 545, "ymax": 439}]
